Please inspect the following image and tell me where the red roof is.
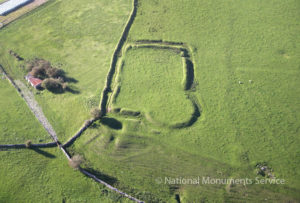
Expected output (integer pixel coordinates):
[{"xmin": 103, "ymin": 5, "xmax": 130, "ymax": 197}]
[{"xmin": 28, "ymin": 77, "xmax": 42, "ymax": 87}]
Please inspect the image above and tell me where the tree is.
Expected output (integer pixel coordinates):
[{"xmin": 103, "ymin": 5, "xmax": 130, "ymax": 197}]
[
  {"xmin": 41, "ymin": 78, "xmax": 62, "ymax": 92},
  {"xmin": 46, "ymin": 67, "xmax": 64, "ymax": 78},
  {"xmin": 69, "ymin": 154, "xmax": 84, "ymax": 169},
  {"xmin": 90, "ymin": 108, "xmax": 103, "ymax": 119},
  {"xmin": 31, "ymin": 66, "xmax": 47, "ymax": 79},
  {"xmin": 25, "ymin": 140, "xmax": 32, "ymax": 148}
]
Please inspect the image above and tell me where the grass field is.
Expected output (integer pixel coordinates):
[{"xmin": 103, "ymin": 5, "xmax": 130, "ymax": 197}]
[
  {"xmin": 70, "ymin": 0, "xmax": 300, "ymax": 202},
  {"xmin": 0, "ymin": 0, "xmax": 132, "ymax": 141},
  {"xmin": 111, "ymin": 47, "xmax": 195, "ymax": 126},
  {"xmin": 0, "ymin": 148, "xmax": 132, "ymax": 202},
  {"xmin": 0, "ymin": 0, "xmax": 300, "ymax": 202},
  {"xmin": 0, "ymin": 78, "xmax": 50, "ymax": 144}
]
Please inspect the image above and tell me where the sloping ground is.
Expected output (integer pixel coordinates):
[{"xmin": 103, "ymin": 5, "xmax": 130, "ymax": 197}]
[
  {"xmin": 70, "ymin": 0, "xmax": 300, "ymax": 202},
  {"xmin": 0, "ymin": 148, "xmax": 132, "ymax": 202},
  {"xmin": 125, "ymin": 0, "xmax": 300, "ymax": 201},
  {"xmin": 0, "ymin": 78, "xmax": 50, "ymax": 144}
]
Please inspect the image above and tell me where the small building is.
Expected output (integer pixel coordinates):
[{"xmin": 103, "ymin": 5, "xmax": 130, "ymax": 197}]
[
  {"xmin": 25, "ymin": 73, "xmax": 42, "ymax": 89},
  {"xmin": 0, "ymin": 0, "xmax": 33, "ymax": 16}
]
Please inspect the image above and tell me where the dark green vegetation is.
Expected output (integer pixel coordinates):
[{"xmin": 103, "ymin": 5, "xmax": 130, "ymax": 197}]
[{"xmin": 0, "ymin": 0, "xmax": 300, "ymax": 202}]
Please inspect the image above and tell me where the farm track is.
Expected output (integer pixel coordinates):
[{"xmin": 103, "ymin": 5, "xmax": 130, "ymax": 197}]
[
  {"xmin": 14, "ymin": 80, "xmax": 58, "ymax": 142},
  {"xmin": 0, "ymin": 65, "xmax": 58, "ymax": 141}
]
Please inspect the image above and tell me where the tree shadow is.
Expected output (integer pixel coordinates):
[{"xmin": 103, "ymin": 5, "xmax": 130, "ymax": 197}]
[
  {"xmin": 84, "ymin": 167, "xmax": 118, "ymax": 186},
  {"xmin": 90, "ymin": 122, "xmax": 101, "ymax": 129},
  {"xmin": 45, "ymin": 84, "xmax": 80, "ymax": 94},
  {"xmin": 100, "ymin": 117, "xmax": 122, "ymax": 130},
  {"xmin": 31, "ymin": 148, "xmax": 56, "ymax": 158},
  {"xmin": 185, "ymin": 59, "xmax": 194, "ymax": 90},
  {"xmin": 65, "ymin": 86, "xmax": 80, "ymax": 94}
]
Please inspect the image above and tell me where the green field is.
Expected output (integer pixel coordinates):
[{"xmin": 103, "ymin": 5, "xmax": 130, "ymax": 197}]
[
  {"xmin": 0, "ymin": 0, "xmax": 132, "ymax": 141},
  {"xmin": 71, "ymin": 0, "xmax": 300, "ymax": 202},
  {"xmin": 111, "ymin": 46, "xmax": 195, "ymax": 126},
  {"xmin": 0, "ymin": 78, "xmax": 50, "ymax": 144},
  {"xmin": 0, "ymin": 0, "xmax": 300, "ymax": 202},
  {"xmin": 0, "ymin": 148, "xmax": 132, "ymax": 202}
]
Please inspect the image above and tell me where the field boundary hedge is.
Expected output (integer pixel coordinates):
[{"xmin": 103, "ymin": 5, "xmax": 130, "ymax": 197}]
[{"xmin": 99, "ymin": 0, "xmax": 138, "ymax": 116}]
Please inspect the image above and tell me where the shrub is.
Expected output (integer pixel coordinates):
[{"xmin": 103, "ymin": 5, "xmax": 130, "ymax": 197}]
[
  {"xmin": 90, "ymin": 108, "xmax": 103, "ymax": 119},
  {"xmin": 42, "ymin": 78, "xmax": 62, "ymax": 92},
  {"xmin": 31, "ymin": 66, "xmax": 47, "ymax": 79},
  {"xmin": 69, "ymin": 154, "xmax": 84, "ymax": 169},
  {"xmin": 25, "ymin": 140, "xmax": 32, "ymax": 148},
  {"xmin": 46, "ymin": 67, "xmax": 64, "ymax": 78},
  {"xmin": 84, "ymin": 119, "xmax": 92, "ymax": 126},
  {"xmin": 62, "ymin": 82, "xmax": 68, "ymax": 90}
]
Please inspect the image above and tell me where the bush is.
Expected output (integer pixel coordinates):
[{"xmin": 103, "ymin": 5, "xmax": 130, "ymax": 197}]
[
  {"xmin": 69, "ymin": 154, "xmax": 84, "ymax": 169},
  {"xmin": 42, "ymin": 78, "xmax": 62, "ymax": 92},
  {"xmin": 46, "ymin": 67, "xmax": 64, "ymax": 78},
  {"xmin": 25, "ymin": 140, "xmax": 32, "ymax": 148},
  {"xmin": 31, "ymin": 66, "xmax": 47, "ymax": 79},
  {"xmin": 62, "ymin": 82, "xmax": 68, "ymax": 90},
  {"xmin": 90, "ymin": 108, "xmax": 103, "ymax": 119}
]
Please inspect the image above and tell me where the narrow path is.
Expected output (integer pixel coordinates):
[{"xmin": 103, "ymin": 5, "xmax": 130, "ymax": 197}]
[{"xmin": 14, "ymin": 80, "xmax": 58, "ymax": 142}]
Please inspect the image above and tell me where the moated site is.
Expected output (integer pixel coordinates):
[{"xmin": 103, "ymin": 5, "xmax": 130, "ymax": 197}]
[{"xmin": 0, "ymin": 0, "xmax": 299, "ymax": 202}]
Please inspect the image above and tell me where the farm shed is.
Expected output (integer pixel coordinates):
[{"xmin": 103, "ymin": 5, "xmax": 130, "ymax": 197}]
[
  {"xmin": 25, "ymin": 73, "xmax": 42, "ymax": 89},
  {"xmin": 0, "ymin": 0, "xmax": 33, "ymax": 16}
]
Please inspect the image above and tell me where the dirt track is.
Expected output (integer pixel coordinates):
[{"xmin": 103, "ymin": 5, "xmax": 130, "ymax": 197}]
[{"xmin": 14, "ymin": 80, "xmax": 58, "ymax": 142}]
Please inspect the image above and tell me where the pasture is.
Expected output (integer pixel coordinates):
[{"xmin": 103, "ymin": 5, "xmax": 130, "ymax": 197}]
[
  {"xmin": 110, "ymin": 45, "xmax": 197, "ymax": 127},
  {"xmin": 0, "ymin": 148, "xmax": 132, "ymax": 202},
  {"xmin": 0, "ymin": 0, "xmax": 132, "ymax": 141},
  {"xmin": 0, "ymin": 0, "xmax": 299, "ymax": 202},
  {"xmin": 0, "ymin": 78, "xmax": 50, "ymax": 144},
  {"xmin": 71, "ymin": 0, "xmax": 300, "ymax": 201}
]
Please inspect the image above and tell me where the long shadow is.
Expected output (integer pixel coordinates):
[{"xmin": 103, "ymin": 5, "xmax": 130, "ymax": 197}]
[
  {"xmin": 31, "ymin": 148, "xmax": 56, "ymax": 158},
  {"xmin": 45, "ymin": 84, "xmax": 80, "ymax": 95},
  {"xmin": 66, "ymin": 86, "xmax": 80, "ymax": 94},
  {"xmin": 171, "ymin": 101, "xmax": 200, "ymax": 129},
  {"xmin": 100, "ymin": 117, "xmax": 122, "ymax": 130},
  {"xmin": 184, "ymin": 59, "xmax": 194, "ymax": 90},
  {"xmin": 83, "ymin": 167, "xmax": 118, "ymax": 186}
]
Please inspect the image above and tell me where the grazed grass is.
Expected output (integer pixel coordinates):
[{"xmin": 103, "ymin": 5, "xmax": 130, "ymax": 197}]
[
  {"xmin": 71, "ymin": 0, "xmax": 300, "ymax": 202},
  {"xmin": 0, "ymin": 148, "xmax": 131, "ymax": 202},
  {"xmin": 0, "ymin": 0, "xmax": 132, "ymax": 141},
  {"xmin": 112, "ymin": 47, "xmax": 194, "ymax": 126},
  {"xmin": 1, "ymin": 0, "xmax": 300, "ymax": 202},
  {"xmin": 0, "ymin": 78, "xmax": 50, "ymax": 144}
]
